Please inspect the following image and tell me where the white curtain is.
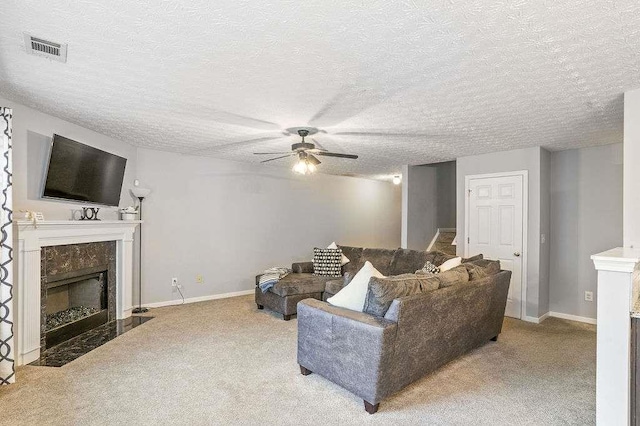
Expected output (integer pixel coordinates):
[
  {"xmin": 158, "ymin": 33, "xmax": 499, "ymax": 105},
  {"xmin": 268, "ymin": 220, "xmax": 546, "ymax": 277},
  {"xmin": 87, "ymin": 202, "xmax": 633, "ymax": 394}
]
[{"xmin": 0, "ymin": 107, "xmax": 14, "ymax": 384}]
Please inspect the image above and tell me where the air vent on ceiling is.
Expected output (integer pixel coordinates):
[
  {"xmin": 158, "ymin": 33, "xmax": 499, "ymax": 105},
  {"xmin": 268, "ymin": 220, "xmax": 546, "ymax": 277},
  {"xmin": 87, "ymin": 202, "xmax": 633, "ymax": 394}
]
[{"xmin": 23, "ymin": 33, "xmax": 67, "ymax": 63}]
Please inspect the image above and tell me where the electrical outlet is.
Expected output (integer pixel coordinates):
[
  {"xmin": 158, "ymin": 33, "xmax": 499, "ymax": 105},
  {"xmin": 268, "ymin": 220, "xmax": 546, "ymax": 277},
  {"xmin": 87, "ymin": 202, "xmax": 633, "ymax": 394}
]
[
  {"xmin": 172, "ymin": 277, "xmax": 178, "ymax": 287},
  {"xmin": 585, "ymin": 291, "xmax": 594, "ymax": 302},
  {"xmin": 196, "ymin": 275, "xmax": 204, "ymax": 284}
]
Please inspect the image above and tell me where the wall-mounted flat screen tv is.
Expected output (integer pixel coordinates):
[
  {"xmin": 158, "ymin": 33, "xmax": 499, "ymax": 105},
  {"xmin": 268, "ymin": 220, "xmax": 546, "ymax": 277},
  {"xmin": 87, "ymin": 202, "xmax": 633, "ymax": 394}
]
[{"xmin": 42, "ymin": 134, "xmax": 127, "ymax": 207}]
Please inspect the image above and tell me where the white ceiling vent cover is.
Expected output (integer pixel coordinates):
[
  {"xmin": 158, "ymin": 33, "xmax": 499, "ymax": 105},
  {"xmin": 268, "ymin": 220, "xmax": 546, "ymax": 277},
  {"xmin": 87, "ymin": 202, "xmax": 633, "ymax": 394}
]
[{"xmin": 23, "ymin": 33, "xmax": 67, "ymax": 63}]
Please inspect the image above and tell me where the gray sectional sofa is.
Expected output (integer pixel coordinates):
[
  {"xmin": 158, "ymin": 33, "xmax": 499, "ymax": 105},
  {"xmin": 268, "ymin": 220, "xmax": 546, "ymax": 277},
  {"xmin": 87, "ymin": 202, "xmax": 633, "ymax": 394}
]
[
  {"xmin": 297, "ymin": 264, "xmax": 511, "ymax": 414},
  {"xmin": 255, "ymin": 246, "xmax": 457, "ymax": 320}
]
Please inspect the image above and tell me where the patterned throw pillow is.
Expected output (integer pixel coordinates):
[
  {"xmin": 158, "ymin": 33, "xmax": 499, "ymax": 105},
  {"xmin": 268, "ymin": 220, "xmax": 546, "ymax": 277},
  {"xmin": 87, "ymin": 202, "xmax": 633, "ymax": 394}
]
[
  {"xmin": 416, "ymin": 261, "xmax": 440, "ymax": 275},
  {"xmin": 313, "ymin": 248, "xmax": 343, "ymax": 277}
]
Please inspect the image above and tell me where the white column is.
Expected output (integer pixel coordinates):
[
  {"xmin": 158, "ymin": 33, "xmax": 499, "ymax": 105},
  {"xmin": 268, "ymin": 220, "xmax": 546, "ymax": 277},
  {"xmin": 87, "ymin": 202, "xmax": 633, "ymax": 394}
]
[
  {"xmin": 17, "ymin": 240, "xmax": 42, "ymax": 365},
  {"xmin": 117, "ymin": 232, "xmax": 135, "ymax": 319},
  {"xmin": 591, "ymin": 247, "xmax": 640, "ymax": 426}
]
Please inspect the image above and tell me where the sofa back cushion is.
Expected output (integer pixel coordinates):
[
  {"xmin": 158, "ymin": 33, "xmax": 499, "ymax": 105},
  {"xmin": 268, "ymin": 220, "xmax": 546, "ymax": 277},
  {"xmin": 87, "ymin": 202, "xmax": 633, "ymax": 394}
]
[
  {"xmin": 464, "ymin": 259, "xmax": 501, "ymax": 280},
  {"xmin": 434, "ymin": 265, "xmax": 470, "ymax": 288},
  {"xmin": 359, "ymin": 248, "xmax": 397, "ymax": 276},
  {"xmin": 338, "ymin": 245, "xmax": 364, "ymax": 276},
  {"xmin": 389, "ymin": 249, "xmax": 429, "ymax": 276},
  {"xmin": 462, "ymin": 254, "xmax": 484, "ymax": 263},
  {"xmin": 363, "ymin": 273, "xmax": 440, "ymax": 317},
  {"xmin": 424, "ymin": 250, "xmax": 456, "ymax": 267}
]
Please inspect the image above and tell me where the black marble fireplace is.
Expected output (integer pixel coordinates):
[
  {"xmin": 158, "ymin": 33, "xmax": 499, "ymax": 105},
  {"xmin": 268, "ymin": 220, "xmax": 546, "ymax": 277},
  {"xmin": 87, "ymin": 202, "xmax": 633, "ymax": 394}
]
[{"xmin": 40, "ymin": 242, "xmax": 117, "ymax": 352}]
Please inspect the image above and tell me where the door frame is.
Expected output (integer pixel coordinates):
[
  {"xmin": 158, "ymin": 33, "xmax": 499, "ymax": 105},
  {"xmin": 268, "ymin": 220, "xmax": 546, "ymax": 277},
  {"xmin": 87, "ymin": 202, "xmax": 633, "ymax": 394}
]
[{"xmin": 464, "ymin": 170, "xmax": 528, "ymax": 319}]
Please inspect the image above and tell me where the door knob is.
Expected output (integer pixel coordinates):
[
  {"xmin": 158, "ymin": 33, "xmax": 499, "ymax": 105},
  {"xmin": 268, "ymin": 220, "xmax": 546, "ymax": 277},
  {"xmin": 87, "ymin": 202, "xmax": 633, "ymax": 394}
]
[{"xmin": 514, "ymin": 252, "xmax": 521, "ymax": 257}]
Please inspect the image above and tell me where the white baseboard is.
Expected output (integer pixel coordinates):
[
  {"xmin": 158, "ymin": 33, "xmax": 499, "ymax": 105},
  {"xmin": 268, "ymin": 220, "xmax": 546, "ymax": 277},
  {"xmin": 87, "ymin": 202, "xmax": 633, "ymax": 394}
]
[
  {"xmin": 522, "ymin": 312, "xmax": 549, "ymax": 324},
  {"xmin": 142, "ymin": 289, "xmax": 254, "ymax": 309},
  {"xmin": 522, "ymin": 311, "xmax": 596, "ymax": 325},
  {"xmin": 548, "ymin": 311, "xmax": 597, "ymax": 325}
]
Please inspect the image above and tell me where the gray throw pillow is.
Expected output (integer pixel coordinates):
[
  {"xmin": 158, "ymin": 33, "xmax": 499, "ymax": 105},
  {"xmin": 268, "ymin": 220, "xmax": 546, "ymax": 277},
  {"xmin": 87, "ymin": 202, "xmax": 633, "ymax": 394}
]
[
  {"xmin": 464, "ymin": 259, "xmax": 501, "ymax": 280},
  {"xmin": 433, "ymin": 265, "xmax": 470, "ymax": 288},
  {"xmin": 363, "ymin": 274, "xmax": 440, "ymax": 317},
  {"xmin": 462, "ymin": 254, "xmax": 484, "ymax": 263},
  {"xmin": 425, "ymin": 250, "xmax": 456, "ymax": 266}
]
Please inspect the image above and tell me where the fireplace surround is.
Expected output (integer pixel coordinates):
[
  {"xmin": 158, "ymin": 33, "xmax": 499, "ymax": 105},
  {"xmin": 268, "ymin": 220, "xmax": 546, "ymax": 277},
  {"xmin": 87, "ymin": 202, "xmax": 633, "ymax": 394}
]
[
  {"xmin": 15, "ymin": 220, "xmax": 140, "ymax": 365},
  {"xmin": 41, "ymin": 242, "xmax": 116, "ymax": 350}
]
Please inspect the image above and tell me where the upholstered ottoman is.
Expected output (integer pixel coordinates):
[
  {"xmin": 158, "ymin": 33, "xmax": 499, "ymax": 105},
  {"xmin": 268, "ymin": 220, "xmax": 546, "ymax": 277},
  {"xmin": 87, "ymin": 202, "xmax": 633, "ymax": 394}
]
[{"xmin": 255, "ymin": 273, "xmax": 334, "ymax": 320}]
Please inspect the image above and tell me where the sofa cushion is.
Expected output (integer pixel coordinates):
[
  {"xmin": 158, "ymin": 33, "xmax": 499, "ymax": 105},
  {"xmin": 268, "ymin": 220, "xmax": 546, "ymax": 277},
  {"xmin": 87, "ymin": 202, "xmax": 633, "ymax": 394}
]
[
  {"xmin": 363, "ymin": 273, "xmax": 440, "ymax": 317},
  {"xmin": 425, "ymin": 250, "xmax": 456, "ymax": 267},
  {"xmin": 389, "ymin": 249, "xmax": 429, "ymax": 276},
  {"xmin": 464, "ymin": 259, "xmax": 501, "ymax": 280},
  {"xmin": 432, "ymin": 265, "xmax": 470, "ymax": 288},
  {"xmin": 360, "ymin": 248, "xmax": 397, "ymax": 276},
  {"xmin": 325, "ymin": 278, "xmax": 346, "ymax": 296},
  {"xmin": 462, "ymin": 254, "xmax": 484, "ymax": 263},
  {"xmin": 291, "ymin": 261, "xmax": 314, "ymax": 274},
  {"xmin": 269, "ymin": 273, "xmax": 333, "ymax": 297},
  {"xmin": 338, "ymin": 245, "xmax": 364, "ymax": 276}
]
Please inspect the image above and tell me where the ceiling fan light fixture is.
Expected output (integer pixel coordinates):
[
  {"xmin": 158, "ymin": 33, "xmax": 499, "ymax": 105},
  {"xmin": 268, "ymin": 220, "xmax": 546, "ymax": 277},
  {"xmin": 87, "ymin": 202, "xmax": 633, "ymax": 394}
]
[
  {"xmin": 393, "ymin": 175, "xmax": 402, "ymax": 185},
  {"xmin": 293, "ymin": 151, "xmax": 317, "ymax": 175},
  {"xmin": 293, "ymin": 160, "xmax": 308, "ymax": 174}
]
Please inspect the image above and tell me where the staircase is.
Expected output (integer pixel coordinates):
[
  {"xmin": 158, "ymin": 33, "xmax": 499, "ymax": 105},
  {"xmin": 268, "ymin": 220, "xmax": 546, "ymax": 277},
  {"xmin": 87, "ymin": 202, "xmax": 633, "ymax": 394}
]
[{"xmin": 428, "ymin": 228, "xmax": 457, "ymax": 256}]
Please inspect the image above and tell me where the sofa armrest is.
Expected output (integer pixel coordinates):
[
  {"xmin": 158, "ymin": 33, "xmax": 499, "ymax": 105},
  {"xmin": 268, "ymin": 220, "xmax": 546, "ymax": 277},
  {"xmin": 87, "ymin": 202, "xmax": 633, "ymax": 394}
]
[
  {"xmin": 292, "ymin": 261, "xmax": 314, "ymax": 274},
  {"xmin": 297, "ymin": 299, "xmax": 397, "ymax": 404}
]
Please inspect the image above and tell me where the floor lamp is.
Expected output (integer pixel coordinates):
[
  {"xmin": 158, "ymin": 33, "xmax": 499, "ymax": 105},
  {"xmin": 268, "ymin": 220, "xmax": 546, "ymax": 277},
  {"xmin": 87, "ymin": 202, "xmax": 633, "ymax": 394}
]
[{"xmin": 131, "ymin": 186, "xmax": 151, "ymax": 314}]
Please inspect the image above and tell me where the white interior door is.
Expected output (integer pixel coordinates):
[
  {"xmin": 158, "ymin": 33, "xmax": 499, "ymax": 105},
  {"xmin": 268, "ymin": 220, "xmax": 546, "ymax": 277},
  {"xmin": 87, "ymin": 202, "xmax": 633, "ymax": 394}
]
[{"xmin": 466, "ymin": 173, "xmax": 525, "ymax": 319}]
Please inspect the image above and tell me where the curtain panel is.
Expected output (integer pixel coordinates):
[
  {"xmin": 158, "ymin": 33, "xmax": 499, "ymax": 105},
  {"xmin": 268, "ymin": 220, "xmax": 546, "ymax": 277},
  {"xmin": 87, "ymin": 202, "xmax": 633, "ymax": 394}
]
[{"xmin": 0, "ymin": 107, "xmax": 14, "ymax": 384}]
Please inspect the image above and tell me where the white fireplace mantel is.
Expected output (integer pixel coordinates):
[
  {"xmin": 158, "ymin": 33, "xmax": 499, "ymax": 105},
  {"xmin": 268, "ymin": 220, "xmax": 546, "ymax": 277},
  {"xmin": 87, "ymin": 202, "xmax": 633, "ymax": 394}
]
[{"xmin": 14, "ymin": 220, "xmax": 141, "ymax": 365}]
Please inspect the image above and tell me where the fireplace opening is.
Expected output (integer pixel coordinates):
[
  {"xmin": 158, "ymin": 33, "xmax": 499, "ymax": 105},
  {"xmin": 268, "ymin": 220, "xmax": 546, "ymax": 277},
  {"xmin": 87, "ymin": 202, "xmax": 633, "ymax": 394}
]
[{"xmin": 45, "ymin": 268, "xmax": 109, "ymax": 349}]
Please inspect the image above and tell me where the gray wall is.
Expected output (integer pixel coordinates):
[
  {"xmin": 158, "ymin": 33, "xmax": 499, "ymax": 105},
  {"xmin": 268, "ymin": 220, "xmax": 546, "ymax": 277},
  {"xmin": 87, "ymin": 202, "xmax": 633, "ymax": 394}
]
[
  {"xmin": 456, "ymin": 146, "xmax": 549, "ymax": 318},
  {"xmin": 401, "ymin": 161, "xmax": 456, "ymax": 250},
  {"xmin": 401, "ymin": 164, "xmax": 437, "ymax": 250},
  {"xmin": 624, "ymin": 88, "xmax": 640, "ymax": 248},
  {"xmin": 549, "ymin": 144, "xmax": 623, "ymax": 319},
  {"xmin": 137, "ymin": 148, "xmax": 401, "ymax": 304},
  {"xmin": 4, "ymin": 96, "xmax": 139, "ymax": 219},
  {"xmin": 9, "ymin": 96, "xmax": 401, "ymax": 306},
  {"xmin": 436, "ymin": 161, "xmax": 457, "ymax": 229}
]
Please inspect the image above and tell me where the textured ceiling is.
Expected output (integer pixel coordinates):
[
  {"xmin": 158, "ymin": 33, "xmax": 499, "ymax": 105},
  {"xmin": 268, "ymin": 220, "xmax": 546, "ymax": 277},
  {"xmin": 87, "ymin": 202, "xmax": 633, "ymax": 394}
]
[{"xmin": 1, "ymin": 0, "xmax": 639, "ymax": 179}]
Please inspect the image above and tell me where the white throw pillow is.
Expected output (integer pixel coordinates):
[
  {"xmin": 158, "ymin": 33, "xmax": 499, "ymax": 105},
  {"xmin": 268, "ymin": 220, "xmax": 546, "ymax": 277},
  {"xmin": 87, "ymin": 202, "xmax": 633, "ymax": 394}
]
[
  {"xmin": 327, "ymin": 261, "xmax": 384, "ymax": 312},
  {"xmin": 439, "ymin": 256, "xmax": 462, "ymax": 272},
  {"xmin": 328, "ymin": 241, "xmax": 350, "ymax": 265}
]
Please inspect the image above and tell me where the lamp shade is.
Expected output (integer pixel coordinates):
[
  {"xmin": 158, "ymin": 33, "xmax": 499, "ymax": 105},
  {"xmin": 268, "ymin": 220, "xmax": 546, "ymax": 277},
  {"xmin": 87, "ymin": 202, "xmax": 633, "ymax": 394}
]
[{"xmin": 131, "ymin": 187, "xmax": 151, "ymax": 199}]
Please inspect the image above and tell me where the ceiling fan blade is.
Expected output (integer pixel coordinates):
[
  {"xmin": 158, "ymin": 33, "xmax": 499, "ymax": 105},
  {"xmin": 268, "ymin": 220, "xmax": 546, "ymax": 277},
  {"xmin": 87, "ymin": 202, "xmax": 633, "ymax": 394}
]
[
  {"xmin": 253, "ymin": 152, "xmax": 292, "ymax": 155},
  {"xmin": 260, "ymin": 154, "xmax": 296, "ymax": 163},
  {"xmin": 307, "ymin": 154, "xmax": 321, "ymax": 166},
  {"xmin": 315, "ymin": 152, "xmax": 359, "ymax": 159},
  {"xmin": 332, "ymin": 131, "xmax": 448, "ymax": 138}
]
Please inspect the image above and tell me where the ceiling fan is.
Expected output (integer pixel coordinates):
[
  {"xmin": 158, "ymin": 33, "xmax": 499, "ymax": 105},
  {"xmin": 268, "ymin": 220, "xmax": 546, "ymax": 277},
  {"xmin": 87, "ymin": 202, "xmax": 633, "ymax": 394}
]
[{"xmin": 254, "ymin": 129, "xmax": 358, "ymax": 174}]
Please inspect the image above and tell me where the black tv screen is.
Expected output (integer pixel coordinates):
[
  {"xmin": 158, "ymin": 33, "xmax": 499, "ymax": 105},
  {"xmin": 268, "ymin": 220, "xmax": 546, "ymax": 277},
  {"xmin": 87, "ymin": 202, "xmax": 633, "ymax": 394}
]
[{"xmin": 42, "ymin": 135, "xmax": 127, "ymax": 207}]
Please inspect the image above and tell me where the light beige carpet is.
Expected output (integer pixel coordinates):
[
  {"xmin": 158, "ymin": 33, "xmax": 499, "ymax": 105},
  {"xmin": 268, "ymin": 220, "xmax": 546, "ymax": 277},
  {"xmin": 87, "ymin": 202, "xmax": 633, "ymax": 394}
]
[{"xmin": 0, "ymin": 295, "xmax": 595, "ymax": 425}]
